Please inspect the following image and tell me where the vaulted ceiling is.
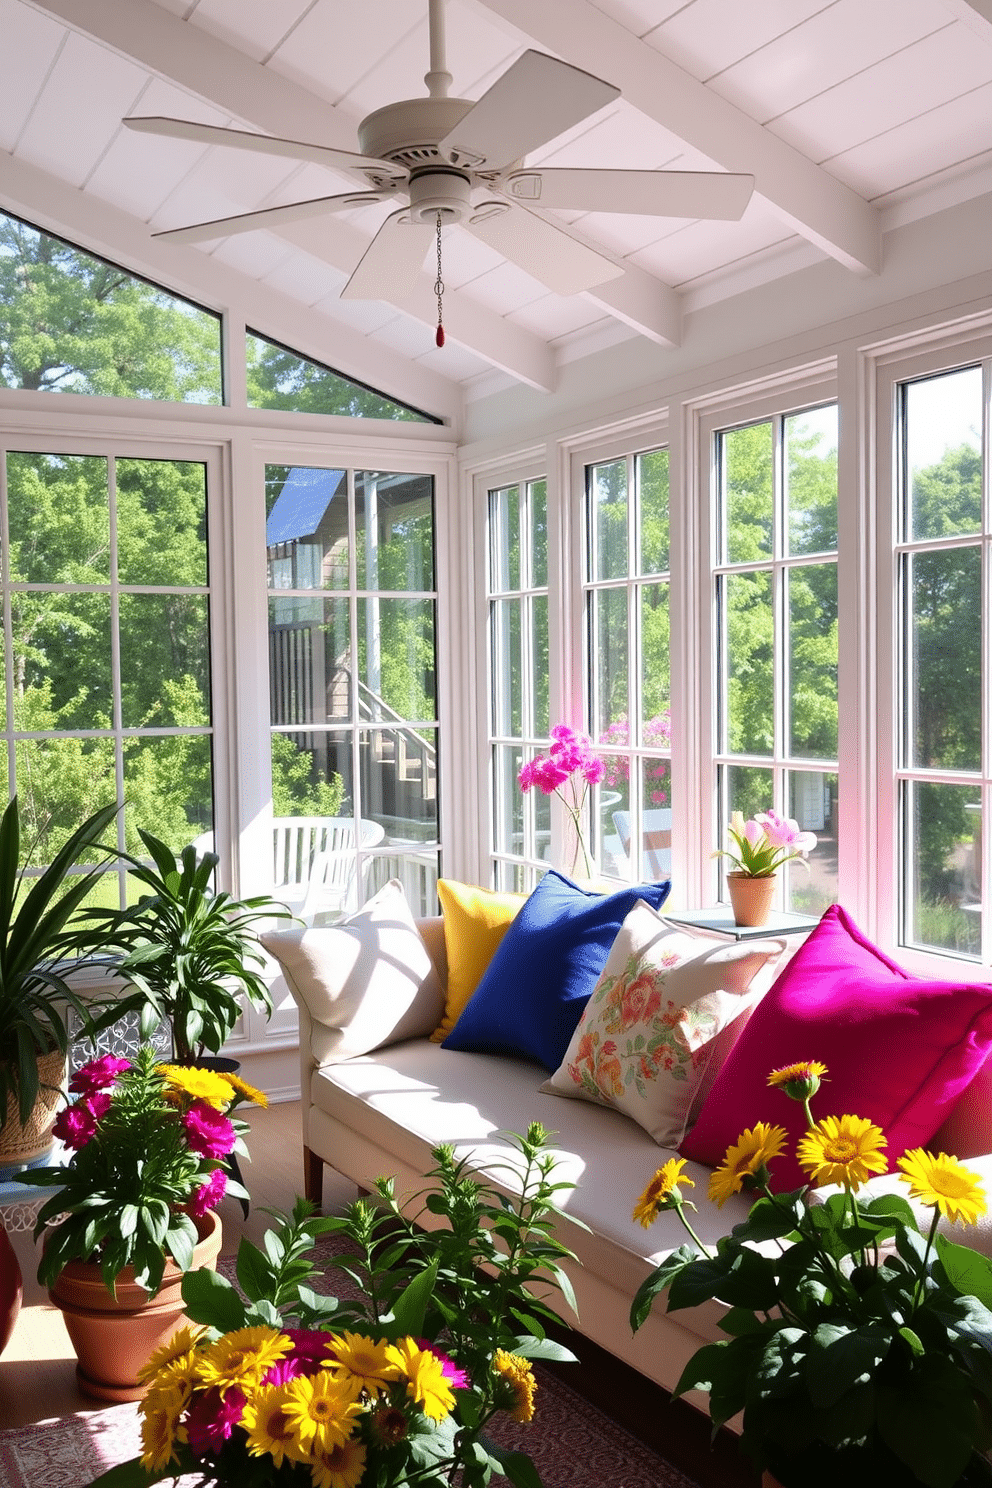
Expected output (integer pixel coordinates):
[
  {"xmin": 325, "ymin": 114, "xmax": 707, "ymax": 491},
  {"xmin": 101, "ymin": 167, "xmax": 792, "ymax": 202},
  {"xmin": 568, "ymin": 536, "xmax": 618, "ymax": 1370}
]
[{"xmin": 2, "ymin": 0, "xmax": 991, "ymax": 404}]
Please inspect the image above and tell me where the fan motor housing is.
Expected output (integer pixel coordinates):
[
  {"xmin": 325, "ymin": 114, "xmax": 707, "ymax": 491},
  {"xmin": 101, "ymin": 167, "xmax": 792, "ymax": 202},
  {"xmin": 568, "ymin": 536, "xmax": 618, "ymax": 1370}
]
[{"xmin": 358, "ymin": 96, "xmax": 480, "ymax": 174}]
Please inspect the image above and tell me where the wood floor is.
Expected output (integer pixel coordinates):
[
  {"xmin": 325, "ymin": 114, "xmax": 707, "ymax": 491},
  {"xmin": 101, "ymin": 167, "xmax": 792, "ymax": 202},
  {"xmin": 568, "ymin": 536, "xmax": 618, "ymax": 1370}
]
[{"xmin": 0, "ymin": 1099, "xmax": 757, "ymax": 1487}]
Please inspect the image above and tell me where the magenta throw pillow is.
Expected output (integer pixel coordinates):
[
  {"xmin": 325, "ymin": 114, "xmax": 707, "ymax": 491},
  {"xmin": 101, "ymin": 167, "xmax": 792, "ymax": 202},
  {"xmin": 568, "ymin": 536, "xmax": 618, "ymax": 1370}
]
[{"xmin": 679, "ymin": 903, "xmax": 992, "ymax": 1190}]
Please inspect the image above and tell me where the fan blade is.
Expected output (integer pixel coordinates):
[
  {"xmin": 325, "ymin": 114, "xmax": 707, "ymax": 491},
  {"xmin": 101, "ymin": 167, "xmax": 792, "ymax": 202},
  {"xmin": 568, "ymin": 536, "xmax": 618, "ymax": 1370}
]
[
  {"xmin": 439, "ymin": 51, "xmax": 619, "ymax": 168},
  {"xmin": 503, "ymin": 168, "xmax": 755, "ymax": 221},
  {"xmin": 123, "ymin": 116, "xmax": 407, "ymax": 184},
  {"xmin": 341, "ymin": 210, "xmax": 435, "ymax": 301},
  {"xmin": 151, "ymin": 192, "xmax": 392, "ymax": 244},
  {"xmin": 466, "ymin": 202, "xmax": 623, "ymax": 295}
]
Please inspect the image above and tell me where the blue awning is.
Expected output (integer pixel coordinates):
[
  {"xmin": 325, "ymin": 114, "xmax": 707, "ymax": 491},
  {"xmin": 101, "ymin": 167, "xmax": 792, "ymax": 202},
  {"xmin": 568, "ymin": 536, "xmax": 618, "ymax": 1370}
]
[{"xmin": 266, "ymin": 466, "xmax": 345, "ymax": 545}]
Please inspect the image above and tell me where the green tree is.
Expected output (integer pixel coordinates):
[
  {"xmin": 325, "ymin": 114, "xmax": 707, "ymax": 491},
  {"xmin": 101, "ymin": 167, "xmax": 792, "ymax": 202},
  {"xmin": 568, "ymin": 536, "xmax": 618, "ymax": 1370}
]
[{"xmin": 246, "ymin": 333, "xmax": 428, "ymax": 421}]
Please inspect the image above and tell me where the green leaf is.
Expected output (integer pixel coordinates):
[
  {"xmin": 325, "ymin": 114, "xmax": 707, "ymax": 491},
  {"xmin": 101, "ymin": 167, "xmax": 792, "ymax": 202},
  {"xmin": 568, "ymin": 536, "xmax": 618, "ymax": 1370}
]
[
  {"xmin": 236, "ymin": 1242, "xmax": 276, "ymax": 1303},
  {"xmin": 630, "ymin": 1244, "xmax": 702, "ymax": 1328},
  {"xmin": 180, "ymin": 1268, "xmax": 247, "ymax": 1331},
  {"xmin": 391, "ymin": 1256, "xmax": 439, "ymax": 1337},
  {"xmin": 877, "ymin": 1354, "xmax": 978, "ymax": 1488},
  {"xmin": 803, "ymin": 1322, "xmax": 891, "ymax": 1409},
  {"xmin": 936, "ymin": 1233, "xmax": 992, "ymax": 1308},
  {"xmin": 512, "ymin": 1336, "xmax": 576, "ymax": 1363}
]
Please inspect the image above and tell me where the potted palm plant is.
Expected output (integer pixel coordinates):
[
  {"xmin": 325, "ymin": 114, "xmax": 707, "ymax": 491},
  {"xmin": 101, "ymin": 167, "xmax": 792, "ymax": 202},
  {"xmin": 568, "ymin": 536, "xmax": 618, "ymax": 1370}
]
[
  {"xmin": 0, "ymin": 795, "xmax": 120, "ymax": 1170},
  {"xmin": 85, "ymin": 828, "xmax": 292, "ymax": 1065}
]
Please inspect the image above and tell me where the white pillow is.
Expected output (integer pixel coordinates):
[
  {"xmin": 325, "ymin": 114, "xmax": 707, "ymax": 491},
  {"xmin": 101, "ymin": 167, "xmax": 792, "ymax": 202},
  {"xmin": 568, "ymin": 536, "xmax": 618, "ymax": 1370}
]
[
  {"xmin": 262, "ymin": 879, "xmax": 444, "ymax": 1066},
  {"xmin": 541, "ymin": 901, "xmax": 785, "ymax": 1147}
]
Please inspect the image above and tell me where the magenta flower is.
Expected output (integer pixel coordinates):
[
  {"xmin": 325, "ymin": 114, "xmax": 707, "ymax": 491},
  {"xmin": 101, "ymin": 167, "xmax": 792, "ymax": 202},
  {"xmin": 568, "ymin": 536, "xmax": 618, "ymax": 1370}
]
[
  {"xmin": 281, "ymin": 1328, "xmax": 338, "ymax": 1371},
  {"xmin": 518, "ymin": 722, "xmax": 612, "ymax": 877},
  {"xmin": 53, "ymin": 1100, "xmax": 99, "ymax": 1151},
  {"xmin": 187, "ymin": 1165, "xmax": 227, "ymax": 1219},
  {"xmin": 416, "ymin": 1339, "xmax": 469, "ymax": 1389},
  {"xmin": 69, "ymin": 1055, "xmax": 131, "ymax": 1096},
  {"xmin": 185, "ymin": 1385, "xmax": 244, "ymax": 1453},
  {"xmin": 183, "ymin": 1099, "xmax": 236, "ymax": 1158}
]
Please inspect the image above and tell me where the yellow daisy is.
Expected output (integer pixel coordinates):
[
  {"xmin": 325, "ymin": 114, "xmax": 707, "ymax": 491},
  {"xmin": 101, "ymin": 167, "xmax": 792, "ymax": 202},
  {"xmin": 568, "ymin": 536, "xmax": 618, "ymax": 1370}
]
[
  {"xmin": 157, "ymin": 1063, "xmax": 235, "ymax": 1110},
  {"xmin": 386, "ymin": 1336, "xmax": 455, "ymax": 1422},
  {"xmin": 897, "ymin": 1148, "xmax": 988, "ymax": 1226},
  {"xmin": 329, "ymin": 1331, "xmax": 403, "ymax": 1400},
  {"xmin": 219, "ymin": 1070, "xmax": 269, "ymax": 1108},
  {"xmin": 633, "ymin": 1158, "xmax": 695, "ymax": 1229},
  {"xmin": 310, "ymin": 1435, "xmax": 368, "ymax": 1488},
  {"xmin": 136, "ymin": 1323, "xmax": 204, "ymax": 1384},
  {"xmin": 767, "ymin": 1061, "xmax": 827, "ymax": 1099},
  {"xmin": 138, "ymin": 1380, "xmax": 187, "ymax": 1471},
  {"xmin": 492, "ymin": 1350, "xmax": 537, "ymax": 1423},
  {"xmin": 708, "ymin": 1123, "xmax": 788, "ymax": 1208},
  {"xmin": 241, "ymin": 1382, "xmax": 308, "ymax": 1469},
  {"xmin": 195, "ymin": 1327, "xmax": 294, "ymax": 1396},
  {"xmin": 282, "ymin": 1372, "xmax": 361, "ymax": 1452},
  {"xmin": 797, "ymin": 1114, "xmax": 888, "ymax": 1191}
]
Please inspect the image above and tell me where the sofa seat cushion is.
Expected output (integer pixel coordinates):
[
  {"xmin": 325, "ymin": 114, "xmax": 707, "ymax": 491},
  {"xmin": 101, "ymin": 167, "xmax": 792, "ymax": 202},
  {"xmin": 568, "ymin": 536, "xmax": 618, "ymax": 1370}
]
[{"xmin": 309, "ymin": 1038, "xmax": 752, "ymax": 1301}]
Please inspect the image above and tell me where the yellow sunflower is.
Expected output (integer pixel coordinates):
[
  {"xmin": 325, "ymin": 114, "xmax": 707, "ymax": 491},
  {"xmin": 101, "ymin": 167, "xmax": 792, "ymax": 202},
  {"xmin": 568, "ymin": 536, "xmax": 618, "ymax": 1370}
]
[
  {"xmin": 329, "ymin": 1331, "xmax": 403, "ymax": 1400},
  {"xmin": 492, "ymin": 1349, "xmax": 537, "ymax": 1423},
  {"xmin": 767, "ymin": 1060, "xmax": 827, "ymax": 1099},
  {"xmin": 897, "ymin": 1148, "xmax": 988, "ymax": 1226},
  {"xmin": 386, "ymin": 1336, "xmax": 455, "ymax": 1422},
  {"xmin": 633, "ymin": 1158, "xmax": 695, "ymax": 1229},
  {"xmin": 219, "ymin": 1070, "xmax": 269, "ymax": 1108},
  {"xmin": 138, "ymin": 1380, "xmax": 187, "ymax": 1471},
  {"xmin": 708, "ymin": 1123, "xmax": 788, "ymax": 1208},
  {"xmin": 157, "ymin": 1063, "xmax": 235, "ymax": 1110},
  {"xmin": 195, "ymin": 1327, "xmax": 294, "ymax": 1396},
  {"xmin": 241, "ymin": 1382, "xmax": 308, "ymax": 1469},
  {"xmin": 136, "ymin": 1323, "xmax": 204, "ymax": 1384},
  {"xmin": 310, "ymin": 1435, "xmax": 368, "ymax": 1488},
  {"xmin": 797, "ymin": 1114, "xmax": 888, "ymax": 1191},
  {"xmin": 282, "ymin": 1371, "xmax": 361, "ymax": 1451}
]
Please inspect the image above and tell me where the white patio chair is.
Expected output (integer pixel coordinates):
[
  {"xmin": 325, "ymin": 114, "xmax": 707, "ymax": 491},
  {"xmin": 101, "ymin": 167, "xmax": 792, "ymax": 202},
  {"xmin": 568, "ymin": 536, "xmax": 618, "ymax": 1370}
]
[
  {"xmin": 611, "ymin": 808, "xmax": 672, "ymax": 880},
  {"xmin": 272, "ymin": 816, "xmax": 385, "ymax": 925}
]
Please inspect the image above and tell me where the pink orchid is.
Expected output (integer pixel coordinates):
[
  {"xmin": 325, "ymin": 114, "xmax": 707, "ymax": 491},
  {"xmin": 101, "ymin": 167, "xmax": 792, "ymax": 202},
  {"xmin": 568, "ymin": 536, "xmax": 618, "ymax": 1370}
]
[{"xmin": 756, "ymin": 809, "xmax": 817, "ymax": 856}]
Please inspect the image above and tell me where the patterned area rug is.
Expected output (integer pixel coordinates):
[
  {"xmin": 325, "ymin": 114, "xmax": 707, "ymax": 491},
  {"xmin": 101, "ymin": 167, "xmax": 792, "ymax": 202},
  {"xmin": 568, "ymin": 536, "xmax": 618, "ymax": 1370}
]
[{"xmin": 0, "ymin": 1233, "xmax": 702, "ymax": 1488}]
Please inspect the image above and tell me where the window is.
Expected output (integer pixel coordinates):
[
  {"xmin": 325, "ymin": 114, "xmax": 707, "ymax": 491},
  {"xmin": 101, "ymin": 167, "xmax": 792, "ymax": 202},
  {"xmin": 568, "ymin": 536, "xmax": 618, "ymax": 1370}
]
[
  {"xmin": 0, "ymin": 445, "xmax": 214, "ymax": 886},
  {"xmin": 895, "ymin": 364, "xmax": 986, "ymax": 959},
  {"xmin": 713, "ymin": 405, "xmax": 839, "ymax": 914},
  {"xmin": 585, "ymin": 449, "xmax": 672, "ymax": 883},
  {"xmin": 0, "ymin": 210, "xmax": 221, "ymax": 404},
  {"xmin": 265, "ymin": 463, "xmax": 439, "ymax": 917},
  {"xmin": 246, "ymin": 331, "xmax": 437, "ymax": 422}
]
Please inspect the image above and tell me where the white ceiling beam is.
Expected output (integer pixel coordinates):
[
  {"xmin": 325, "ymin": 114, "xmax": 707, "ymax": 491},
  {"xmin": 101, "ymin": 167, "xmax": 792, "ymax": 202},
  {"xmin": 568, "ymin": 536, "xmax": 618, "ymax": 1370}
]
[
  {"xmin": 941, "ymin": 0, "xmax": 992, "ymax": 42},
  {"xmin": 478, "ymin": 0, "xmax": 882, "ymax": 276},
  {"xmin": 0, "ymin": 150, "xmax": 464, "ymax": 425},
  {"xmin": 22, "ymin": 0, "xmax": 557, "ymax": 386},
  {"xmin": 583, "ymin": 261, "xmax": 681, "ymax": 346}
]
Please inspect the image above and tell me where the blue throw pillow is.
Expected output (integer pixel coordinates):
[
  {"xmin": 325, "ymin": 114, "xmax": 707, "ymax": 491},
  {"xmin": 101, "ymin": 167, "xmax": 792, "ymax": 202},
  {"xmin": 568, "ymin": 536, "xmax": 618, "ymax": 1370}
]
[{"xmin": 440, "ymin": 870, "xmax": 671, "ymax": 1071}]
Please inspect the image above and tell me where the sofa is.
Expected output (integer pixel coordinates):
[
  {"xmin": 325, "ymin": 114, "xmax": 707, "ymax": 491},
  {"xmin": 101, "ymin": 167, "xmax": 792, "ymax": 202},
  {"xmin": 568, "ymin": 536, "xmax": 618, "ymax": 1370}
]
[{"xmin": 263, "ymin": 875, "xmax": 992, "ymax": 1403}]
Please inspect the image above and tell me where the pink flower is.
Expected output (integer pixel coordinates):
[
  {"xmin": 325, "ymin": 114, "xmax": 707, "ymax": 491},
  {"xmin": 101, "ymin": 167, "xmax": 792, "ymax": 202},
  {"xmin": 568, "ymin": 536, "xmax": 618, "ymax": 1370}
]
[
  {"xmin": 416, "ymin": 1340, "xmax": 469, "ymax": 1389},
  {"xmin": 183, "ymin": 1099, "xmax": 236, "ymax": 1158},
  {"xmin": 756, "ymin": 810, "xmax": 817, "ymax": 857},
  {"xmin": 186, "ymin": 1385, "xmax": 244, "ymax": 1453},
  {"xmin": 53, "ymin": 1100, "xmax": 99, "ymax": 1150},
  {"xmin": 69, "ymin": 1055, "xmax": 131, "ymax": 1096},
  {"xmin": 187, "ymin": 1165, "xmax": 227, "ymax": 1218}
]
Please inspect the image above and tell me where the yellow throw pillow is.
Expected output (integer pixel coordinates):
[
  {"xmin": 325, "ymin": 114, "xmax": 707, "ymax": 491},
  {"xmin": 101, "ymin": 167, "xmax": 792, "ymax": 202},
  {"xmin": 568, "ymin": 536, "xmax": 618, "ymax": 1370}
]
[{"xmin": 431, "ymin": 880, "xmax": 527, "ymax": 1042}]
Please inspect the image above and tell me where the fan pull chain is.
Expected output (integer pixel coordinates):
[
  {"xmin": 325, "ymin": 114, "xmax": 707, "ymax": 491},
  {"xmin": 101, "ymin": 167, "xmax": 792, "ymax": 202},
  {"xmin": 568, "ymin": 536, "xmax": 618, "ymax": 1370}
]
[{"xmin": 434, "ymin": 212, "xmax": 445, "ymax": 348}]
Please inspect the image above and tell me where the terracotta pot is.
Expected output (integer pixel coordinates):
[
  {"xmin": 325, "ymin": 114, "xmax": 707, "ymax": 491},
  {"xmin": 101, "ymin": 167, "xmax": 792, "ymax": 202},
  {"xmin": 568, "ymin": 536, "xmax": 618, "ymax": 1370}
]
[
  {"xmin": 49, "ymin": 1207, "xmax": 222, "ymax": 1403},
  {"xmin": 0, "ymin": 1221, "xmax": 22, "ymax": 1355},
  {"xmin": 0, "ymin": 1046, "xmax": 67, "ymax": 1171},
  {"xmin": 727, "ymin": 872, "xmax": 777, "ymax": 927}
]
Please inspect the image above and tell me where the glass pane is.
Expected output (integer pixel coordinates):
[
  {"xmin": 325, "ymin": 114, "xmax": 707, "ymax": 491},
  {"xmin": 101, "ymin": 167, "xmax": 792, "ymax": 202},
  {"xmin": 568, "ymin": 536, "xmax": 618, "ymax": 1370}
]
[
  {"xmin": 640, "ymin": 583, "xmax": 670, "ymax": 719},
  {"xmin": 725, "ymin": 571, "xmax": 773, "ymax": 754},
  {"xmin": 13, "ymin": 737, "xmax": 116, "ymax": 869},
  {"xmin": 119, "ymin": 595, "xmax": 210, "ymax": 728},
  {"xmin": 788, "ymin": 563, "xmax": 838, "ymax": 758},
  {"xmin": 638, "ymin": 760, "xmax": 672, "ymax": 881},
  {"xmin": 786, "ymin": 770, "xmax": 838, "ymax": 915},
  {"xmin": 909, "ymin": 547, "xmax": 981, "ymax": 770},
  {"xmin": 367, "ymin": 850, "xmax": 440, "ymax": 917},
  {"xmin": 530, "ymin": 480, "xmax": 548, "ymax": 588},
  {"xmin": 590, "ymin": 460, "xmax": 627, "ymax": 581},
  {"xmin": 786, "ymin": 406, "xmax": 838, "ymax": 556},
  {"xmin": 15, "ymin": 592, "xmax": 111, "ymax": 721},
  {"xmin": 594, "ymin": 588, "xmax": 628, "ymax": 740},
  {"xmin": 356, "ymin": 471, "xmax": 434, "ymax": 592},
  {"xmin": 357, "ymin": 598, "xmax": 436, "ymax": 721},
  {"xmin": 638, "ymin": 449, "xmax": 669, "ymax": 574},
  {"xmin": 121, "ymin": 735, "xmax": 213, "ymax": 856},
  {"xmin": 266, "ymin": 466, "xmax": 349, "ymax": 591},
  {"xmin": 269, "ymin": 596, "xmax": 350, "ymax": 724},
  {"xmin": 6, "ymin": 452, "xmax": 109, "ymax": 582},
  {"xmin": 723, "ymin": 422, "xmax": 773, "ymax": 563},
  {"xmin": 360, "ymin": 726, "xmax": 437, "ymax": 839},
  {"xmin": 532, "ymin": 596, "xmax": 549, "ymax": 737},
  {"xmin": 493, "ymin": 743, "xmax": 524, "ymax": 856},
  {"xmin": 490, "ymin": 486, "xmax": 520, "ymax": 591},
  {"xmin": 720, "ymin": 763, "xmax": 773, "ymax": 894},
  {"xmin": 907, "ymin": 367, "xmax": 983, "ymax": 541},
  {"xmin": 906, "ymin": 781, "xmax": 982, "ymax": 959},
  {"xmin": 271, "ymin": 730, "xmax": 352, "ymax": 821},
  {"xmin": 116, "ymin": 459, "xmax": 207, "ymax": 586},
  {"xmin": 492, "ymin": 598, "xmax": 522, "ymax": 736},
  {"xmin": 245, "ymin": 330, "xmax": 432, "ymax": 421},
  {"xmin": 0, "ymin": 209, "xmax": 222, "ymax": 404}
]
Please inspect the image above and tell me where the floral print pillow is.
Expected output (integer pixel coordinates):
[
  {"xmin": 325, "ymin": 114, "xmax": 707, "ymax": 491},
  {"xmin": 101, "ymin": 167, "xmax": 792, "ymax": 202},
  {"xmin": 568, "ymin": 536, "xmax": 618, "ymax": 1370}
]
[{"xmin": 541, "ymin": 902, "xmax": 785, "ymax": 1147}]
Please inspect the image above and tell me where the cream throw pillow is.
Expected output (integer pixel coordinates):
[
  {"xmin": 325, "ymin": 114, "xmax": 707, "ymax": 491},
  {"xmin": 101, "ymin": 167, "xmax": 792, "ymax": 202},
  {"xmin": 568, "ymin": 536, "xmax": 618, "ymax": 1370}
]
[
  {"xmin": 261, "ymin": 879, "xmax": 444, "ymax": 1067},
  {"xmin": 541, "ymin": 900, "xmax": 785, "ymax": 1147}
]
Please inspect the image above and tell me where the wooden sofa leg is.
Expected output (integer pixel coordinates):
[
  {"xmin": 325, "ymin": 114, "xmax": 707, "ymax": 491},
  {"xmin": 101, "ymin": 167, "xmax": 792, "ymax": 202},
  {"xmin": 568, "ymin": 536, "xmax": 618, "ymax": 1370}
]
[{"xmin": 303, "ymin": 1146, "xmax": 324, "ymax": 1209}]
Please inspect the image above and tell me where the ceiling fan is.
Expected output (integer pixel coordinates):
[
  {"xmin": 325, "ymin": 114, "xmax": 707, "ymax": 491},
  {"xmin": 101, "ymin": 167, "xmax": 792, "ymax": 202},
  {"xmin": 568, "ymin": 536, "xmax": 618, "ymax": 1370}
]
[{"xmin": 123, "ymin": 0, "xmax": 754, "ymax": 310}]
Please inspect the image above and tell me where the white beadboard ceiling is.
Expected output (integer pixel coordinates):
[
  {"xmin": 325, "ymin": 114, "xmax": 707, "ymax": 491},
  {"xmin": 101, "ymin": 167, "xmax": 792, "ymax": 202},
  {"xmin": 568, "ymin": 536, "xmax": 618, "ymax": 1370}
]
[{"xmin": 1, "ymin": 0, "xmax": 990, "ymax": 404}]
